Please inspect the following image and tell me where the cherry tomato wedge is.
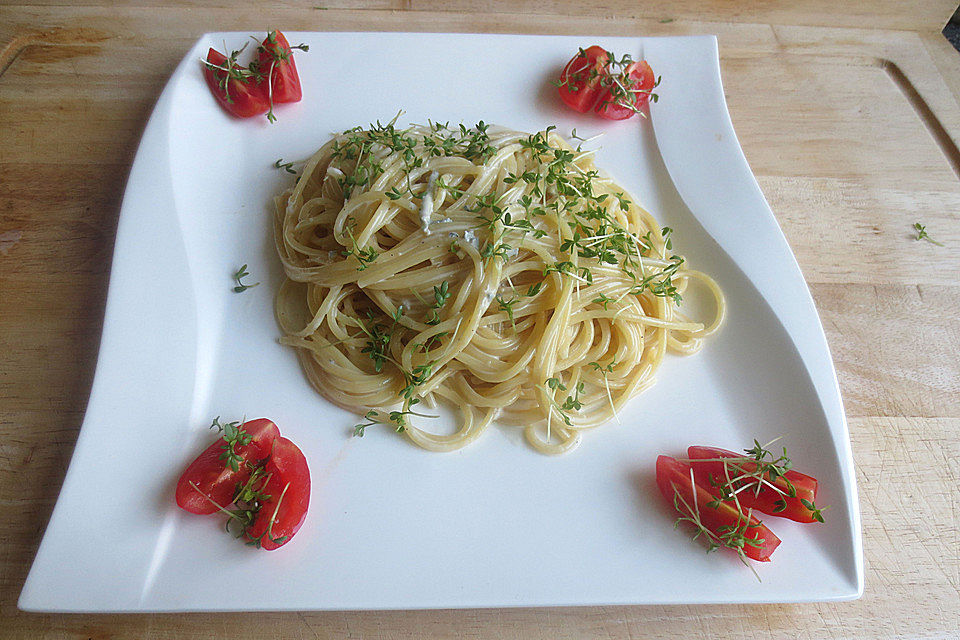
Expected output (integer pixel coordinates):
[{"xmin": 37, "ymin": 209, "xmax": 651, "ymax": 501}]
[
  {"xmin": 557, "ymin": 45, "xmax": 609, "ymax": 113},
  {"xmin": 596, "ymin": 59, "xmax": 656, "ymax": 121},
  {"xmin": 243, "ymin": 437, "xmax": 311, "ymax": 550},
  {"xmin": 256, "ymin": 30, "xmax": 303, "ymax": 104},
  {"xmin": 557, "ymin": 46, "xmax": 658, "ymax": 121},
  {"xmin": 202, "ymin": 48, "xmax": 270, "ymax": 118},
  {"xmin": 687, "ymin": 445, "xmax": 821, "ymax": 523},
  {"xmin": 656, "ymin": 455, "xmax": 780, "ymax": 562},
  {"xmin": 175, "ymin": 418, "xmax": 280, "ymax": 515}
]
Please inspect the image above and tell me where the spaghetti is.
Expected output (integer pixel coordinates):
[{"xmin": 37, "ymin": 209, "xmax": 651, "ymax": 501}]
[{"xmin": 274, "ymin": 120, "xmax": 724, "ymax": 454}]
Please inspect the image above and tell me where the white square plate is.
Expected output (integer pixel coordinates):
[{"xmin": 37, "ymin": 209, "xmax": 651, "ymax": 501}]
[{"xmin": 20, "ymin": 32, "xmax": 862, "ymax": 612}]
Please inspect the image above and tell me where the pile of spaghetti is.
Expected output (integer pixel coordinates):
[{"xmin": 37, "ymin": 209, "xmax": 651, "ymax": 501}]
[{"xmin": 273, "ymin": 120, "xmax": 724, "ymax": 454}]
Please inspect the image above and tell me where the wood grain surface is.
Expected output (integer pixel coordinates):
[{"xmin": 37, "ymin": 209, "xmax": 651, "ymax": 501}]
[{"xmin": 1, "ymin": 2, "xmax": 958, "ymax": 638}]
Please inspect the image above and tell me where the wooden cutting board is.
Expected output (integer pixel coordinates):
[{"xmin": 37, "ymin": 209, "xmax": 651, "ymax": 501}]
[{"xmin": 0, "ymin": 2, "xmax": 958, "ymax": 638}]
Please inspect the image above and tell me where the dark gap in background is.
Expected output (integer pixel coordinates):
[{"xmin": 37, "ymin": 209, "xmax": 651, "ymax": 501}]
[{"xmin": 944, "ymin": 4, "xmax": 960, "ymax": 52}]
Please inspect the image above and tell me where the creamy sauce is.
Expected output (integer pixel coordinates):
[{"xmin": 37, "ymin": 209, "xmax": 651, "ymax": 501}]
[
  {"xmin": 463, "ymin": 227, "xmax": 479, "ymax": 248},
  {"xmin": 480, "ymin": 281, "xmax": 498, "ymax": 314},
  {"xmin": 419, "ymin": 170, "xmax": 439, "ymax": 235}
]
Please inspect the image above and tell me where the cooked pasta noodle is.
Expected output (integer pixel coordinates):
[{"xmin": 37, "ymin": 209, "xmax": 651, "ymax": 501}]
[{"xmin": 274, "ymin": 120, "xmax": 724, "ymax": 454}]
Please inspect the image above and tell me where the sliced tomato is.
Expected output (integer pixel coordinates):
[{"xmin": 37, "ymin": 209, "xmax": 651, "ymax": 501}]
[
  {"xmin": 656, "ymin": 455, "xmax": 780, "ymax": 562},
  {"xmin": 687, "ymin": 445, "xmax": 821, "ymax": 523},
  {"xmin": 175, "ymin": 418, "xmax": 280, "ymax": 515},
  {"xmin": 255, "ymin": 30, "xmax": 303, "ymax": 104},
  {"xmin": 557, "ymin": 45, "xmax": 609, "ymax": 113},
  {"xmin": 243, "ymin": 437, "xmax": 311, "ymax": 550},
  {"xmin": 596, "ymin": 59, "xmax": 656, "ymax": 121},
  {"xmin": 202, "ymin": 48, "xmax": 270, "ymax": 118}
]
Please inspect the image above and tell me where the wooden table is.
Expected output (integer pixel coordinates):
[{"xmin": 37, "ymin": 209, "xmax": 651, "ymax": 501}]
[{"xmin": 1, "ymin": 2, "xmax": 958, "ymax": 637}]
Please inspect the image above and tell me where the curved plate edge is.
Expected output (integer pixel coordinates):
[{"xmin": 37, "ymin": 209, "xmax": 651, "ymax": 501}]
[
  {"xmin": 17, "ymin": 39, "xmax": 206, "ymax": 612},
  {"xmin": 645, "ymin": 35, "xmax": 863, "ymax": 599}
]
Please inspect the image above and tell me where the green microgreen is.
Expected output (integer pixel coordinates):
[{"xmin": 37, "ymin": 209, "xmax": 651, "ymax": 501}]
[
  {"xmin": 243, "ymin": 481, "xmax": 291, "ymax": 549},
  {"xmin": 413, "ymin": 331, "xmax": 449, "ymax": 354},
  {"xmin": 353, "ymin": 410, "xmax": 383, "ymax": 437},
  {"xmin": 352, "ymin": 398, "xmax": 438, "ymax": 436},
  {"xmin": 400, "ymin": 362, "xmax": 436, "ymax": 400},
  {"xmin": 592, "ymin": 291, "xmax": 617, "ymax": 310},
  {"xmin": 342, "ymin": 219, "xmax": 380, "ymax": 270},
  {"xmin": 661, "ymin": 226, "xmax": 674, "ymax": 250},
  {"xmin": 588, "ymin": 359, "xmax": 619, "ymax": 419},
  {"xmin": 799, "ymin": 498, "xmax": 829, "ymax": 524},
  {"xmin": 425, "ymin": 281, "xmax": 451, "ymax": 325},
  {"xmin": 543, "ymin": 377, "xmax": 585, "ymax": 427},
  {"xmin": 546, "ymin": 377, "xmax": 566, "ymax": 391},
  {"xmin": 356, "ymin": 306, "xmax": 403, "ymax": 373},
  {"xmin": 274, "ymin": 158, "xmax": 296, "ymax": 174},
  {"xmin": 210, "ymin": 416, "xmax": 252, "ymax": 472},
  {"xmin": 913, "ymin": 222, "xmax": 944, "ymax": 246},
  {"xmin": 232, "ymin": 264, "xmax": 260, "ymax": 293},
  {"xmin": 233, "ymin": 464, "xmax": 272, "ymax": 505},
  {"xmin": 496, "ymin": 295, "xmax": 519, "ymax": 332}
]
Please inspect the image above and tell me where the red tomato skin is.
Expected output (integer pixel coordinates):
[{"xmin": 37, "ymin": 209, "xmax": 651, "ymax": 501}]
[
  {"xmin": 595, "ymin": 60, "xmax": 656, "ymax": 121},
  {"xmin": 257, "ymin": 30, "xmax": 303, "ymax": 104},
  {"xmin": 202, "ymin": 48, "xmax": 269, "ymax": 118},
  {"xmin": 656, "ymin": 455, "xmax": 780, "ymax": 562},
  {"xmin": 687, "ymin": 446, "xmax": 820, "ymax": 523},
  {"xmin": 557, "ymin": 45, "xmax": 609, "ymax": 113},
  {"xmin": 175, "ymin": 419, "xmax": 280, "ymax": 515},
  {"xmin": 245, "ymin": 437, "xmax": 311, "ymax": 550}
]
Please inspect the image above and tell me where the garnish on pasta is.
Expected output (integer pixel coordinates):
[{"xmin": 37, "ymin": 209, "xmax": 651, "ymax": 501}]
[{"xmin": 273, "ymin": 118, "xmax": 724, "ymax": 454}]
